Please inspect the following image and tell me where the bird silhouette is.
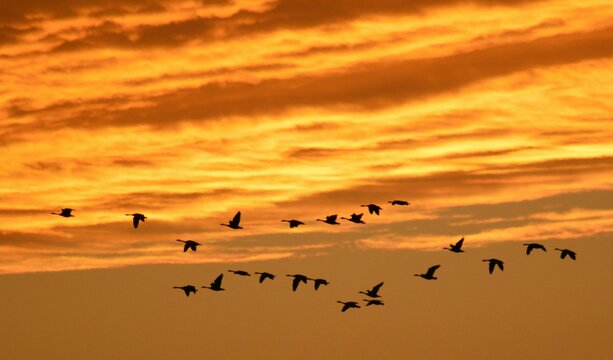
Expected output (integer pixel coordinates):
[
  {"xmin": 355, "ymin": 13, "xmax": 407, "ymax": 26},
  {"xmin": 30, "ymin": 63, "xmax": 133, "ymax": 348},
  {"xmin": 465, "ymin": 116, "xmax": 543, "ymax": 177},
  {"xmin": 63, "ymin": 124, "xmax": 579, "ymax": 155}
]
[
  {"xmin": 286, "ymin": 274, "xmax": 309, "ymax": 291},
  {"xmin": 337, "ymin": 301, "xmax": 360, "ymax": 312},
  {"xmin": 388, "ymin": 200, "xmax": 410, "ymax": 206},
  {"xmin": 359, "ymin": 282, "xmax": 384, "ymax": 298},
  {"xmin": 51, "ymin": 208, "xmax": 75, "ymax": 217},
  {"xmin": 310, "ymin": 278, "xmax": 329, "ymax": 290},
  {"xmin": 341, "ymin": 213, "xmax": 365, "ymax": 224},
  {"xmin": 523, "ymin": 243, "xmax": 547, "ymax": 255},
  {"xmin": 483, "ymin": 258, "xmax": 504, "ymax": 274},
  {"xmin": 414, "ymin": 265, "xmax": 441, "ymax": 280},
  {"xmin": 126, "ymin": 213, "xmax": 146, "ymax": 228},
  {"xmin": 364, "ymin": 299, "xmax": 384, "ymax": 306},
  {"xmin": 316, "ymin": 215, "xmax": 340, "ymax": 225},
  {"xmin": 444, "ymin": 237, "xmax": 465, "ymax": 253},
  {"xmin": 221, "ymin": 211, "xmax": 243, "ymax": 229},
  {"xmin": 282, "ymin": 219, "xmax": 304, "ymax": 228},
  {"xmin": 228, "ymin": 270, "xmax": 251, "ymax": 276},
  {"xmin": 361, "ymin": 204, "xmax": 382, "ymax": 215},
  {"xmin": 202, "ymin": 274, "xmax": 225, "ymax": 291},
  {"xmin": 254, "ymin": 272, "xmax": 275, "ymax": 283},
  {"xmin": 173, "ymin": 285, "xmax": 197, "ymax": 297},
  {"xmin": 555, "ymin": 248, "xmax": 576, "ymax": 260},
  {"xmin": 176, "ymin": 239, "xmax": 201, "ymax": 252}
]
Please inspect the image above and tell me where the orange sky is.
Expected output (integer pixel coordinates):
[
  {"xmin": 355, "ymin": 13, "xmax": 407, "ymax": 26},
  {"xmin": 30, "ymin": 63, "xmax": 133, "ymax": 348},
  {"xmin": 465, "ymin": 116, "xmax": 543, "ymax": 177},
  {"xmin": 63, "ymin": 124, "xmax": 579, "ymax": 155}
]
[{"xmin": 0, "ymin": 1, "xmax": 612, "ymax": 358}]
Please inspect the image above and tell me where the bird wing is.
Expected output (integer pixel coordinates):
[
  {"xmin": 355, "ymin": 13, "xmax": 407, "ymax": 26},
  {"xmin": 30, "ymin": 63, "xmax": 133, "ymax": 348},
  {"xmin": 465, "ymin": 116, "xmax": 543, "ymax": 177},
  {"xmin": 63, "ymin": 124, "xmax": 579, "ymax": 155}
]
[
  {"xmin": 355, "ymin": 213, "xmax": 363, "ymax": 220},
  {"xmin": 314, "ymin": 281, "xmax": 321, "ymax": 290},
  {"xmin": 183, "ymin": 289, "xmax": 190, "ymax": 296},
  {"xmin": 497, "ymin": 261, "xmax": 504, "ymax": 271},
  {"xmin": 569, "ymin": 252, "xmax": 576, "ymax": 260},
  {"xmin": 189, "ymin": 244, "xmax": 197, "ymax": 252},
  {"xmin": 374, "ymin": 207, "xmax": 380, "ymax": 215},
  {"xmin": 183, "ymin": 243, "xmax": 190, "ymax": 252},
  {"xmin": 456, "ymin": 237, "xmax": 464, "ymax": 249},
  {"xmin": 213, "ymin": 274, "xmax": 224, "ymax": 288},
  {"xmin": 371, "ymin": 282, "xmax": 384, "ymax": 295},
  {"xmin": 426, "ymin": 265, "xmax": 440, "ymax": 277},
  {"xmin": 259, "ymin": 274, "xmax": 266, "ymax": 283},
  {"xmin": 526, "ymin": 245, "xmax": 533, "ymax": 255},
  {"xmin": 133, "ymin": 216, "xmax": 139, "ymax": 228},
  {"xmin": 561, "ymin": 252, "xmax": 567, "ymax": 259},
  {"xmin": 292, "ymin": 277, "xmax": 300, "ymax": 291},
  {"xmin": 328, "ymin": 215, "xmax": 338, "ymax": 222},
  {"xmin": 489, "ymin": 261, "xmax": 495, "ymax": 274},
  {"xmin": 232, "ymin": 211, "xmax": 241, "ymax": 226},
  {"xmin": 341, "ymin": 303, "xmax": 350, "ymax": 312}
]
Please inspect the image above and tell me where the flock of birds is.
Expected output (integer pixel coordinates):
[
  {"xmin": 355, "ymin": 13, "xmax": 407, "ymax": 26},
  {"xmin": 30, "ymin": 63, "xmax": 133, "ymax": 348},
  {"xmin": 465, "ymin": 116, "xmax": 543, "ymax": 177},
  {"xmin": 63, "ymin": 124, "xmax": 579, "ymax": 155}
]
[{"xmin": 51, "ymin": 200, "xmax": 577, "ymax": 312}]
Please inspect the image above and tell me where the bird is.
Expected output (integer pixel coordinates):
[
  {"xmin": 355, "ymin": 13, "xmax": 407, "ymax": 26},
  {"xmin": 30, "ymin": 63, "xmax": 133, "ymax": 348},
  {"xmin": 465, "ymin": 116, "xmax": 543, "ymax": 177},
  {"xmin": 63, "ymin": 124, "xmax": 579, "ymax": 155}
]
[
  {"xmin": 176, "ymin": 239, "xmax": 201, "ymax": 252},
  {"xmin": 388, "ymin": 200, "xmax": 410, "ymax": 206},
  {"xmin": 311, "ymin": 278, "xmax": 329, "ymax": 290},
  {"xmin": 202, "ymin": 274, "xmax": 225, "ymax": 291},
  {"xmin": 228, "ymin": 270, "xmax": 251, "ymax": 276},
  {"xmin": 51, "ymin": 208, "xmax": 75, "ymax": 217},
  {"xmin": 364, "ymin": 299, "xmax": 384, "ymax": 306},
  {"xmin": 286, "ymin": 274, "xmax": 309, "ymax": 291},
  {"xmin": 414, "ymin": 265, "xmax": 441, "ymax": 280},
  {"xmin": 173, "ymin": 285, "xmax": 197, "ymax": 297},
  {"xmin": 361, "ymin": 204, "xmax": 382, "ymax": 215},
  {"xmin": 444, "ymin": 237, "xmax": 465, "ymax": 253},
  {"xmin": 254, "ymin": 272, "xmax": 275, "ymax": 283},
  {"xmin": 221, "ymin": 211, "xmax": 243, "ymax": 229},
  {"xmin": 555, "ymin": 248, "xmax": 576, "ymax": 260},
  {"xmin": 341, "ymin": 213, "xmax": 365, "ymax": 224},
  {"xmin": 126, "ymin": 213, "xmax": 146, "ymax": 228},
  {"xmin": 523, "ymin": 243, "xmax": 547, "ymax": 255},
  {"xmin": 337, "ymin": 301, "xmax": 360, "ymax": 312},
  {"xmin": 316, "ymin": 215, "xmax": 340, "ymax": 225},
  {"xmin": 282, "ymin": 219, "xmax": 304, "ymax": 228},
  {"xmin": 482, "ymin": 258, "xmax": 504, "ymax": 274},
  {"xmin": 359, "ymin": 282, "xmax": 384, "ymax": 298}
]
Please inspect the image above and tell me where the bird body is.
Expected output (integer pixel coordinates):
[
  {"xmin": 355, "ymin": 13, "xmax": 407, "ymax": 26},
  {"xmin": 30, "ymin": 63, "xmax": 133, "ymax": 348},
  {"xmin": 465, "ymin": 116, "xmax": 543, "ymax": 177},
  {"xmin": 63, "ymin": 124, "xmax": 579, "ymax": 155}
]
[
  {"xmin": 359, "ymin": 282, "xmax": 384, "ymax": 298},
  {"xmin": 555, "ymin": 248, "xmax": 576, "ymax": 260},
  {"xmin": 254, "ymin": 272, "xmax": 275, "ymax": 283},
  {"xmin": 286, "ymin": 274, "xmax": 309, "ymax": 291},
  {"xmin": 361, "ymin": 204, "xmax": 382, "ymax": 215},
  {"xmin": 337, "ymin": 301, "xmax": 360, "ymax": 312},
  {"xmin": 221, "ymin": 211, "xmax": 243, "ymax": 229},
  {"xmin": 202, "ymin": 274, "xmax": 225, "ymax": 291},
  {"xmin": 414, "ymin": 265, "xmax": 441, "ymax": 280},
  {"xmin": 483, "ymin": 258, "xmax": 504, "ymax": 274},
  {"xmin": 444, "ymin": 237, "xmax": 465, "ymax": 253},
  {"xmin": 52, "ymin": 208, "xmax": 75, "ymax": 217},
  {"xmin": 174, "ymin": 285, "xmax": 198, "ymax": 297},
  {"xmin": 523, "ymin": 243, "xmax": 546, "ymax": 255},
  {"xmin": 176, "ymin": 239, "xmax": 201, "ymax": 252},
  {"xmin": 341, "ymin": 213, "xmax": 365, "ymax": 224},
  {"xmin": 388, "ymin": 200, "xmax": 410, "ymax": 206},
  {"xmin": 316, "ymin": 215, "xmax": 340, "ymax": 225},
  {"xmin": 126, "ymin": 213, "xmax": 146, "ymax": 228},
  {"xmin": 228, "ymin": 270, "xmax": 251, "ymax": 276},
  {"xmin": 282, "ymin": 219, "xmax": 305, "ymax": 228}
]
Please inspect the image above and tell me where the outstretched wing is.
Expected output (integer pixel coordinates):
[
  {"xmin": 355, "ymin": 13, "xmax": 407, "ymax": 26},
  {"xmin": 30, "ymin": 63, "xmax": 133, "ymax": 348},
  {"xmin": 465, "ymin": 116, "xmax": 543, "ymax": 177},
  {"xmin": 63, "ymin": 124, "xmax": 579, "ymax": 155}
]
[
  {"xmin": 232, "ymin": 211, "xmax": 241, "ymax": 226},
  {"xmin": 489, "ymin": 261, "xmax": 495, "ymax": 274},
  {"xmin": 456, "ymin": 237, "xmax": 464, "ymax": 249},
  {"xmin": 497, "ymin": 261, "xmax": 504, "ymax": 271},
  {"xmin": 314, "ymin": 281, "xmax": 321, "ymax": 290},
  {"xmin": 213, "ymin": 274, "xmax": 224, "ymax": 288},
  {"xmin": 426, "ymin": 265, "xmax": 440, "ymax": 277},
  {"xmin": 327, "ymin": 214, "xmax": 338, "ymax": 222},
  {"xmin": 183, "ymin": 243, "xmax": 190, "ymax": 252},
  {"xmin": 526, "ymin": 244, "xmax": 533, "ymax": 255},
  {"xmin": 568, "ymin": 251, "xmax": 576, "ymax": 260},
  {"xmin": 371, "ymin": 282, "xmax": 384, "ymax": 295},
  {"xmin": 355, "ymin": 213, "xmax": 363, "ymax": 221},
  {"xmin": 342, "ymin": 303, "xmax": 350, "ymax": 312},
  {"xmin": 292, "ymin": 277, "xmax": 300, "ymax": 291},
  {"xmin": 133, "ymin": 216, "xmax": 139, "ymax": 229},
  {"xmin": 189, "ymin": 243, "xmax": 197, "ymax": 252}
]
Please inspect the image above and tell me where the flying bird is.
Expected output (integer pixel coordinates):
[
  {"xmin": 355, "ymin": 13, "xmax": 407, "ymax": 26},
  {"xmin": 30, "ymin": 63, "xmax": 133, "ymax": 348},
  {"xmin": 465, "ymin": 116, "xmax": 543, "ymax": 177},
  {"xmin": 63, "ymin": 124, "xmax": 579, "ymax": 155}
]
[
  {"xmin": 316, "ymin": 215, "xmax": 340, "ymax": 225},
  {"xmin": 555, "ymin": 248, "xmax": 576, "ymax": 260},
  {"xmin": 337, "ymin": 301, "xmax": 360, "ymax": 312},
  {"xmin": 173, "ymin": 285, "xmax": 197, "ymax": 297},
  {"xmin": 364, "ymin": 299, "xmax": 384, "ymax": 306},
  {"xmin": 444, "ymin": 237, "xmax": 465, "ymax": 253},
  {"xmin": 286, "ymin": 274, "xmax": 309, "ymax": 291},
  {"xmin": 359, "ymin": 282, "xmax": 384, "ymax": 298},
  {"xmin": 483, "ymin": 258, "xmax": 504, "ymax": 274},
  {"xmin": 361, "ymin": 204, "xmax": 382, "ymax": 215},
  {"xmin": 523, "ymin": 243, "xmax": 547, "ymax": 255},
  {"xmin": 126, "ymin": 213, "xmax": 146, "ymax": 228},
  {"xmin": 311, "ymin": 278, "xmax": 329, "ymax": 290},
  {"xmin": 176, "ymin": 239, "xmax": 201, "ymax": 252},
  {"xmin": 51, "ymin": 208, "xmax": 75, "ymax": 217},
  {"xmin": 202, "ymin": 274, "xmax": 225, "ymax": 291},
  {"xmin": 221, "ymin": 211, "xmax": 243, "ymax": 229},
  {"xmin": 254, "ymin": 272, "xmax": 275, "ymax": 283},
  {"xmin": 414, "ymin": 265, "xmax": 441, "ymax": 280},
  {"xmin": 388, "ymin": 200, "xmax": 410, "ymax": 206},
  {"xmin": 341, "ymin": 213, "xmax": 365, "ymax": 224},
  {"xmin": 228, "ymin": 270, "xmax": 251, "ymax": 276},
  {"xmin": 282, "ymin": 219, "xmax": 304, "ymax": 228}
]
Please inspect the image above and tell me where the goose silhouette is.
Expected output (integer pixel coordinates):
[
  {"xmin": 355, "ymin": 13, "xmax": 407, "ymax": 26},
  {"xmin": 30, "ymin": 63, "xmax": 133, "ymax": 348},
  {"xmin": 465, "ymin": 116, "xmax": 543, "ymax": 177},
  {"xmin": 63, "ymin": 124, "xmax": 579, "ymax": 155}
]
[
  {"xmin": 361, "ymin": 204, "xmax": 382, "ymax": 215},
  {"xmin": 126, "ymin": 213, "xmax": 146, "ymax": 228},
  {"xmin": 228, "ymin": 270, "xmax": 250, "ymax": 276},
  {"xmin": 282, "ymin": 219, "xmax": 304, "ymax": 228},
  {"xmin": 359, "ymin": 282, "xmax": 384, "ymax": 298},
  {"xmin": 341, "ymin": 213, "xmax": 365, "ymax": 224},
  {"xmin": 176, "ymin": 239, "xmax": 201, "ymax": 252},
  {"xmin": 221, "ymin": 211, "xmax": 243, "ymax": 229},
  {"xmin": 202, "ymin": 274, "xmax": 225, "ymax": 291},
  {"xmin": 414, "ymin": 265, "xmax": 441, "ymax": 280},
  {"xmin": 523, "ymin": 243, "xmax": 546, "ymax": 255},
  {"xmin": 173, "ymin": 285, "xmax": 197, "ymax": 297},
  {"xmin": 51, "ymin": 208, "xmax": 75, "ymax": 217},
  {"xmin": 555, "ymin": 248, "xmax": 576, "ymax": 260},
  {"xmin": 337, "ymin": 301, "xmax": 360, "ymax": 312},
  {"xmin": 316, "ymin": 215, "xmax": 340, "ymax": 225},
  {"xmin": 286, "ymin": 274, "xmax": 309, "ymax": 291},
  {"xmin": 310, "ymin": 278, "xmax": 329, "ymax": 290},
  {"xmin": 444, "ymin": 237, "xmax": 465, "ymax": 253},
  {"xmin": 364, "ymin": 299, "xmax": 384, "ymax": 306},
  {"xmin": 254, "ymin": 272, "xmax": 275, "ymax": 283},
  {"xmin": 483, "ymin": 258, "xmax": 504, "ymax": 274},
  {"xmin": 388, "ymin": 200, "xmax": 410, "ymax": 206}
]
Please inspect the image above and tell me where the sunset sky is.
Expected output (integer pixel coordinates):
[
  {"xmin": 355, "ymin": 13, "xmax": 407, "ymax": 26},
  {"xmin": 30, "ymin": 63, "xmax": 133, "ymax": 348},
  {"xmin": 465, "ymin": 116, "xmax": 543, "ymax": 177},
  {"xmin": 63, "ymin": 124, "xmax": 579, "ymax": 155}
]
[{"xmin": 1, "ymin": 0, "xmax": 612, "ymax": 359}]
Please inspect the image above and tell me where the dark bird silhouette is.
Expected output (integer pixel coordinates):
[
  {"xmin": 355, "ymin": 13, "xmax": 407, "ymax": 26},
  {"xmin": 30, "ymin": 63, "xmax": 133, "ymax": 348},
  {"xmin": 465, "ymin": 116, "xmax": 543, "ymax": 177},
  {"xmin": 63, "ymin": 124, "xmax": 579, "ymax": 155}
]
[
  {"xmin": 126, "ymin": 213, "xmax": 146, "ymax": 228},
  {"xmin": 176, "ymin": 239, "xmax": 201, "ymax": 252},
  {"xmin": 414, "ymin": 265, "xmax": 441, "ymax": 280},
  {"xmin": 254, "ymin": 272, "xmax": 275, "ymax": 283},
  {"xmin": 555, "ymin": 248, "xmax": 576, "ymax": 260},
  {"xmin": 202, "ymin": 274, "xmax": 225, "ymax": 291},
  {"xmin": 316, "ymin": 214, "xmax": 340, "ymax": 225},
  {"xmin": 444, "ymin": 237, "xmax": 465, "ymax": 253},
  {"xmin": 173, "ymin": 285, "xmax": 197, "ymax": 297},
  {"xmin": 523, "ymin": 242, "xmax": 547, "ymax": 255},
  {"xmin": 388, "ymin": 200, "xmax": 410, "ymax": 206},
  {"xmin": 359, "ymin": 282, "xmax": 384, "ymax": 298},
  {"xmin": 228, "ymin": 270, "xmax": 250, "ymax": 276},
  {"xmin": 361, "ymin": 204, "xmax": 382, "ymax": 215},
  {"xmin": 51, "ymin": 208, "xmax": 75, "ymax": 217},
  {"xmin": 311, "ymin": 278, "xmax": 329, "ymax": 290},
  {"xmin": 341, "ymin": 213, "xmax": 365, "ymax": 224},
  {"xmin": 221, "ymin": 211, "xmax": 243, "ymax": 229},
  {"xmin": 337, "ymin": 301, "xmax": 360, "ymax": 312},
  {"xmin": 286, "ymin": 274, "xmax": 309, "ymax": 291},
  {"xmin": 483, "ymin": 258, "xmax": 504, "ymax": 274},
  {"xmin": 364, "ymin": 299, "xmax": 384, "ymax": 306},
  {"xmin": 282, "ymin": 219, "xmax": 304, "ymax": 228}
]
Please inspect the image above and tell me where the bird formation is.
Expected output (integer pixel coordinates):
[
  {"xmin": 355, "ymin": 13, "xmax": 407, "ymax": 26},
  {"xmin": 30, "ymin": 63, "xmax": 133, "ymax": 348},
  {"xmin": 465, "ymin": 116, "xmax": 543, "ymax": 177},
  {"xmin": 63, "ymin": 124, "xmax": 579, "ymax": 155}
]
[{"xmin": 51, "ymin": 200, "xmax": 577, "ymax": 312}]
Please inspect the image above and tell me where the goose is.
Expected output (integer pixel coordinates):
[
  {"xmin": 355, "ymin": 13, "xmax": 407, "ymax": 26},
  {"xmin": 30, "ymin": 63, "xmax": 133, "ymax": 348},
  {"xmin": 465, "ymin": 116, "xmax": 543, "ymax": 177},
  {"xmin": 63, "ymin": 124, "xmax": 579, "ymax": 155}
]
[
  {"xmin": 414, "ymin": 265, "xmax": 441, "ymax": 280},
  {"xmin": 359, "ymin": 282, "xmax": 384, "ymax": 298},
  {"xmin": 126, "ymin": 213, "xmax": 147, "ymax": 228},
  {"xmin": 221, "ymin": 211, "xmax": 243, "ymax": 229},
  {"xmin": 176, "ymin": 239, "xmax": 201, "ymax": 252},
  {"xmin": 444, "ymin": 237, "xmax": 465, "ymax": 253},
  {"xmin": 483, "ymin": 258, "xmax": 504, "ymax": 274},
  {"xmin": 316, "ymin": 215, "xmax": 340, "ymax": 225},
  {"xmin": 360, "ymin": 204, "xmax": 382, "ymax": 215}
]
